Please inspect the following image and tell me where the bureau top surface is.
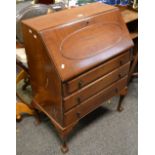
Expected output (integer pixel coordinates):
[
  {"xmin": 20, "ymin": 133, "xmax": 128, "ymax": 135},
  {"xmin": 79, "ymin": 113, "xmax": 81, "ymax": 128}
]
[
  {"xmin": 22, "ymin": 3, "xmax": 133, "ymax": 81},
  {"xmin": 22, "ymin": 2, "xmax": 116, "ymax": 31}
]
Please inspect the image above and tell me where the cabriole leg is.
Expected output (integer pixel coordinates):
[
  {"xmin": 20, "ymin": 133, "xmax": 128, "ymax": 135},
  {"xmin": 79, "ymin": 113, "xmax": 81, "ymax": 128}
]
[
  {"xmin": 58, "ymin": 123, "xmax": 77, "ymax": 153},
  {"xmin": 117, "ymin": 95, "xmax": 125, "ymax": 112},
  {"xmin": 60, "ymin": 138, "xmax": 69, "ymax": 153},
  {"xmin": 117, "ymin": 87, "xmax": 128, "ymax": 112}
]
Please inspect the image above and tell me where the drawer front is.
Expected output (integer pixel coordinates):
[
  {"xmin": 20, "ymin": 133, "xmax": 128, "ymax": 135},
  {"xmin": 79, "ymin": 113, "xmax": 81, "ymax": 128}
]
[
  {"xmin": 64, "ymin": 76, "xmax": 128, "ymax": 126},
  {"xmin": 63, "ymin": 51, "xmax": 130, "ymax": 96},
  {"xmin": 64, "ymin": 62, "xmax": 130, "ymax": 111}
]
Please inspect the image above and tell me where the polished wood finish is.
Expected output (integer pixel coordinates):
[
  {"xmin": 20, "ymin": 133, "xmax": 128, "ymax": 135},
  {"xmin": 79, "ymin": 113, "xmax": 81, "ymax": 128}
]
[
  {"xmin": 64, "ymin": 76, "xmax": 128, "ymax": 126},
  {"xmin": 64, "ymin": 62, "xmax": 130, "ymax": 112},
  {"xmin": 63, "ymin": 51, "xmax": 131, "ymax": 96},
  {"xmin": 22, "ymin": 3, "xmax": 117, "ymax": 31},
  {"xmin": 22, "ymin": 3, "xmax": 133, "ymax": 153},
  {"xmin": 23, "ymin": 3, "xmax": 133, "ymax": 82}
]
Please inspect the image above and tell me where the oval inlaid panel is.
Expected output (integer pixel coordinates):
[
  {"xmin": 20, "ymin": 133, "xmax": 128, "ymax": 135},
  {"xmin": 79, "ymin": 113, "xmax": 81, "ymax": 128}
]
[{"xmin": 60, "ymin": 23, "xmax": 122, "ymax": 60}]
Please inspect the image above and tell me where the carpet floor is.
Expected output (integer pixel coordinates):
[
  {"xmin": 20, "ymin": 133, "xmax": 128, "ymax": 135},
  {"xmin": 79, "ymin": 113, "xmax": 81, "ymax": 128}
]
[{"xmin": 16, "ymin": 79, "xmax": 138, "ymax": 155}]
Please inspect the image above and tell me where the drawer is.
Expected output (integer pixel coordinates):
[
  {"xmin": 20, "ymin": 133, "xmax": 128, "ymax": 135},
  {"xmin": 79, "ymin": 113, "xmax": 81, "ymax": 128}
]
[
  {"xmin": 64, "ymin": 76, "xmax": 128, "ymax": 126},
  {"xmin": 63, "ymin": 51, "xmax": 130, "ymax": 96},
  {"xmin": 63, "ymin": 62, "xmax": 130, "ymax": 112}
]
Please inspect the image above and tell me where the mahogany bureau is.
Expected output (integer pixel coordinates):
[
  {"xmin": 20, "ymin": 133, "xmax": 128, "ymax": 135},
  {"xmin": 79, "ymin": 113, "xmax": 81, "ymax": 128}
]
[{"xmin": 22, "ymin": 2, "xmax": 134, "ymax": 153}]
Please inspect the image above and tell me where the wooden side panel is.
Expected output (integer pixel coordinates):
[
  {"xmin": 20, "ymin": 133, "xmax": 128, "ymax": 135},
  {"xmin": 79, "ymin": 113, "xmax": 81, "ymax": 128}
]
[
  {"xmin": 22, "ymin": 24, "xmax": 63, "ymax": 125},
  {"xmin": 22, "ymin": 3, "xmax": 116, "ymax": 31}
]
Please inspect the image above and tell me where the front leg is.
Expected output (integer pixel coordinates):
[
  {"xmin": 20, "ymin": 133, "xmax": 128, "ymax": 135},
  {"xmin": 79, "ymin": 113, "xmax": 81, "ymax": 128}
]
[
  {"xmin": 58, "ymin": 129, "xmax": 69, "ymax": 153},
  {"xmin": 57, "ymin": 122, "xmax": 77, "ymax": 153},
  {"xmin": 60, "ymin": 137, "xmax": 69, "ymax": 153},
  {"xmin": 117, "ymin": 87, "xmax": 128, "ymax": 112}
]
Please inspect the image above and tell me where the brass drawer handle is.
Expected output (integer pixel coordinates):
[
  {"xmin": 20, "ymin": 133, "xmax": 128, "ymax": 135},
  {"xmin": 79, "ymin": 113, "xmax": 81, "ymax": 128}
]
[
  {"xmin": 85, "ymin": 20, "xmax": 90, "ymax": 25},
  {"xmin": 78, "ymin": 80, "xmax": 83, "ymax": 89},
  {"xmin": 115, "ymin": 88, "xmax": 119, "ymax": 93},
  {"xmin": 119, "ymin": 60, "xmax": 123, "ymax": 66},
  {"xmin": 86, "ymin": 21, "xmax": 90, "ymax": 25},
  {"xmin": 118, "ymin": 73, "xmax": 122, "ymax": 78},
  {"xmin": 76, "ymin": 112, "xmax": 81, "ymax": 118},
  {"xmin": 77, "ymin": 97, "xmax": 81, "ymax": 104}
]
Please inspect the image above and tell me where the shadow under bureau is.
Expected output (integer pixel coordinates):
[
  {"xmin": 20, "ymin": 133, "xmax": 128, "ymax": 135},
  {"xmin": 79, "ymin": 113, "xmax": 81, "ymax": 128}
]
[{"xmin": 22, "ymin": 2, "xmax": 134, "ymax": 153}]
